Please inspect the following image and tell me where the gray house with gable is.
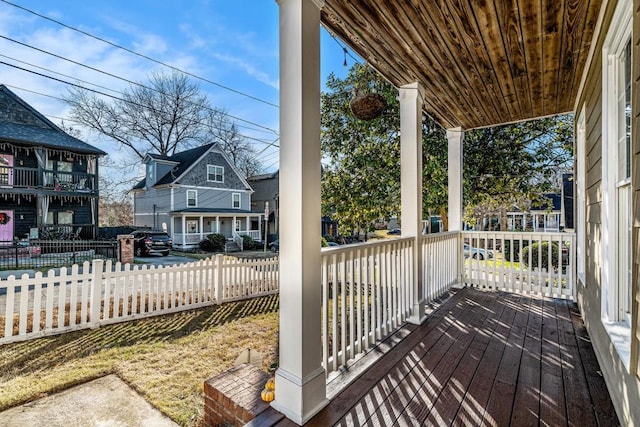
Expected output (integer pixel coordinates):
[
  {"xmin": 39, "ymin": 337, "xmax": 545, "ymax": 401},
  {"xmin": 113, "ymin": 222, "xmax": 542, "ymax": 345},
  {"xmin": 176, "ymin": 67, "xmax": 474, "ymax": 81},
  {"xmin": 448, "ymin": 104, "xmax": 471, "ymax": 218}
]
[{"xmin": 131, "ymin": 143, "xmax": 263, "ymax": 250}]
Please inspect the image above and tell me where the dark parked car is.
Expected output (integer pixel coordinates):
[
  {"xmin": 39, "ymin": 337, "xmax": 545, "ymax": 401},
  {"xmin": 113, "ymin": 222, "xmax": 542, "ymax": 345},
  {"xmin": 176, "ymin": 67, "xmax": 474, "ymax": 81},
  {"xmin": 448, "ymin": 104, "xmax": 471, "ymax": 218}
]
[
  {"xmin": 269, "ymin": 240, "xmax": 279, "ymax": 252},
  {"xmin": 133, "ymin": 230, "xmax": 172, "ymax": 257},
  {"xmin": 387, "ymin": 228, "xmax": 401, "ymax": 235}
]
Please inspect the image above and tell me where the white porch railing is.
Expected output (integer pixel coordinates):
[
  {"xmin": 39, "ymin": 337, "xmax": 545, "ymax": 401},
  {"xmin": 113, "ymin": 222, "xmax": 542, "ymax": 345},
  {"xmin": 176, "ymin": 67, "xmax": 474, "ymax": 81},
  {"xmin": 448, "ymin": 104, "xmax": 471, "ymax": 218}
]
[
  {"xmin": 0, "ymin": 255, "xmax": 279, "ymax": 345},
  {"xmin": 422, "ymin": 231, "xmax": 460, "ymax": 301},
  {"xmin": 461, "ymin": 231, "xmax": 575, "ymax": 298},
  {"xmin": 232, "ymin": 232, "xmax": 244, "ymax": 251},
  {"xmin": 174, "ymin": 233, "xmax": 202, "ymax": 246},
  {"xmin": 321, "ymin": 237, "xmax": 414, "ymax": 378},
  {"xmin": 237, "ymin": 230, "xmax": 262, "ymax": 241}
]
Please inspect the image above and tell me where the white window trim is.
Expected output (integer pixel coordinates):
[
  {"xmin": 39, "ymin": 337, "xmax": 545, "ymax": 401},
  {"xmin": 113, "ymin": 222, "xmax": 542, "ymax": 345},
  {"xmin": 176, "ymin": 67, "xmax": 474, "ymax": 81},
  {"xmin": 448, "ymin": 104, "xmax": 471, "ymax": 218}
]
[
  {"xmin": 232, "ymin": 193, "xmax": 241, "ymax": 209},
  {"xmin": 187, "ymin": 189, "xmax": 198, "ymax": 208},
  {"xmin": 576, "ymin": 106, "xmax": 586, "ymax": 286},
  {"xmin": 601, "ymin": 0, "xmax": 632, "ymax": 371},
  {"xmin": 207, "ymin": 165, "xmax": 224, "ymax": 183}
]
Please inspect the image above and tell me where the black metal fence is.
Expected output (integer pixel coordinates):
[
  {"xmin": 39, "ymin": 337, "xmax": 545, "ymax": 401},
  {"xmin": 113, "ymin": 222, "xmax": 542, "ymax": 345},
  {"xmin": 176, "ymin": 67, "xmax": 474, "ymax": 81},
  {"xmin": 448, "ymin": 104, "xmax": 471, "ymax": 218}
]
[{"xmin": 0, "ymin": 239, "xmax": 118, "ymax": 271}]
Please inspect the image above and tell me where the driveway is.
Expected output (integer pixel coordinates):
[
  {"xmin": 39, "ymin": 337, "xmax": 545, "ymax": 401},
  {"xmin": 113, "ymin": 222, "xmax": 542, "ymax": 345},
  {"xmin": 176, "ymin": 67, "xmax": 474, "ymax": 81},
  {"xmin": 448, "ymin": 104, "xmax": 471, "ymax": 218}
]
[{"xmin": 135, "ymin": 253, "xmax": 197, "ymax": 267}]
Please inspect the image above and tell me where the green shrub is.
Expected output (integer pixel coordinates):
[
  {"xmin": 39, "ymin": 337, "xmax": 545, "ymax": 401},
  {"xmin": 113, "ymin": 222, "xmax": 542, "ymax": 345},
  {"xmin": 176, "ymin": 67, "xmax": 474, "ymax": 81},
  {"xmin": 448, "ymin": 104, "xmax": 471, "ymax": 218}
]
[
  {"xmin": 199, "ymin": 233, "xmax": 227, "ymax": 252},
  {"xmin": 521, "ymin": 241, "xmax": 559, "ymax": 270},
  {"xmin": 321, "ymin": 237, "xmax": 328, "ymax": 247},
  {"xmin": 242, "ymin": 235, "xmax": 256, "ymax": 250},
  {"xmin": 503, "ymin": 239, "xmax": 529, "ymax": 262}
]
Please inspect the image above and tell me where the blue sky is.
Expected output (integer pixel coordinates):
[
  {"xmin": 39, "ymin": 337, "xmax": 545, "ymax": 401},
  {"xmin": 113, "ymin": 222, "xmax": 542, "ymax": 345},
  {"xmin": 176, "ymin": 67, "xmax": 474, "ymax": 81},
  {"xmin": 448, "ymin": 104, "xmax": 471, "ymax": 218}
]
[{"xmin": 0, "ymin": 0, "xmax": 354, "ymax": 179}]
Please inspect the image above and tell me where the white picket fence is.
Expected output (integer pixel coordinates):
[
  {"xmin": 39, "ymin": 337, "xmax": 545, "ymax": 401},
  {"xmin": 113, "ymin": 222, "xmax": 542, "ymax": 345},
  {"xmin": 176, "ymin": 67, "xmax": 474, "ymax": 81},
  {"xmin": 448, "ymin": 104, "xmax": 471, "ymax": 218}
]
[{"xmin": 0, "ymin": 254, "xmax": 279, "ymax": 345}]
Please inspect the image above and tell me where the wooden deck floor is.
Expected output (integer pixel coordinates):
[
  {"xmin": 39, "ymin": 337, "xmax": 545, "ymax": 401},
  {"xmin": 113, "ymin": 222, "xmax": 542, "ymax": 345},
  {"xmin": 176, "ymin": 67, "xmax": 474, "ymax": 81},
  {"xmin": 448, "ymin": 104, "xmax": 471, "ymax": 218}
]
[{"xmin": 252, "ymin": 287, "xmax": 619, "ymax": 426}]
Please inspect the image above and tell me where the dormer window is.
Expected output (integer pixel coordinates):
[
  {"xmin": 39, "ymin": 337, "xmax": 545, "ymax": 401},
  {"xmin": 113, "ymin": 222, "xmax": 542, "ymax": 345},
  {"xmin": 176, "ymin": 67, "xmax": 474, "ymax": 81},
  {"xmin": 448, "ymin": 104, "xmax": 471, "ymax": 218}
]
[
  {"xmin": 207, "ymin": 165, "xmax": 224, "ymax": 183},
  {"xmin": 147, "ymin": 162, "xmax": 155, "ymax": 185}
]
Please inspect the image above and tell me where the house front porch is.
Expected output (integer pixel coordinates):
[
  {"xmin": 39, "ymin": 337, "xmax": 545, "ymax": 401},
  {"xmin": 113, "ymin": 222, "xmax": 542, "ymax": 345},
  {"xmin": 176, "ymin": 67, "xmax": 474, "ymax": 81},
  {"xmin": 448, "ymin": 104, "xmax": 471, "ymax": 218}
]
[
  {"xmin": 170, "ymin": 208, "xmax": 264, "ymax": 250},
  {"xmin": 252, "ymin": 285, "xmax": 618, "ymax": 426}
]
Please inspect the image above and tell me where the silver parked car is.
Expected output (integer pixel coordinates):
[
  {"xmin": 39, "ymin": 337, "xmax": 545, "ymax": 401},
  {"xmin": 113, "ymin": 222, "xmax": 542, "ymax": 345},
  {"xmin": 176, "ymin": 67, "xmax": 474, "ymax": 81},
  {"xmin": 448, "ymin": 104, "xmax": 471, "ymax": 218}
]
[{"xmin": 463, "ymin": 243, "xmax": 493, "ymax": 260}]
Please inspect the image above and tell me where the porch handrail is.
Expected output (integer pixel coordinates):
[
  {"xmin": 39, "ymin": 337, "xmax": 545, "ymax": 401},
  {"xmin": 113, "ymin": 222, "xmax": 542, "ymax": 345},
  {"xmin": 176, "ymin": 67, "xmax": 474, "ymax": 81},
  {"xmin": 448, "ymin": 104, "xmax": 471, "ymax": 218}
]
[
  {"xmin": 421, "ymin": 231, "xmax": 460, "ymax": 302},
  {"xmin": 232, "ymin": 231, "xmax": 244, "ymax": 251}
]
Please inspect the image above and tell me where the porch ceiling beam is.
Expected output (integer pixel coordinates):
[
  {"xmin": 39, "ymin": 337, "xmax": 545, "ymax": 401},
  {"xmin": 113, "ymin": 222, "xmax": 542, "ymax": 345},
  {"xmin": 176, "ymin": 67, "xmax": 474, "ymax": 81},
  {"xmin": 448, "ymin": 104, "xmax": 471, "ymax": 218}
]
[{"xmin": 273, "ymin": 0, "xmax": 328, "ymax": 424}]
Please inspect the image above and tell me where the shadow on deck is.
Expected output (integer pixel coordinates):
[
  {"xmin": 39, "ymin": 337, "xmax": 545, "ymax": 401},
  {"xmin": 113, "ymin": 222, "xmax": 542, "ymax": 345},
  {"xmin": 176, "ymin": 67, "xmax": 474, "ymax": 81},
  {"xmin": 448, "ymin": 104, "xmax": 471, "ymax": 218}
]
[{"xmin": 253, "ymin": 287, "xmax": 619, "ymax": 426}]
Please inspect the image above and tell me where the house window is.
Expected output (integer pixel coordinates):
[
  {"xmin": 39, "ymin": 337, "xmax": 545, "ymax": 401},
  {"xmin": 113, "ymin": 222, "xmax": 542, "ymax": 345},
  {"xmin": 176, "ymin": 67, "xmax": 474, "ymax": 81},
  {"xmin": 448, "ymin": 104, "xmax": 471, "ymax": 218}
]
[
  {"xmin": 601, "ymin": 0, "xmax": 632, "ymax": 369},
  {"xmin": 58, "ymin": 211, "xmax": 73, "ymax": 224},
  {"xmin": 187, "ymin": 190, "xmax": 197, "ymax": 207},
  {"xmin": 147, "ymin": 162, "xmax": 155, "ymax": 185},
  {"xmin": 207, "ymin": 165, "xmax": 224, "ymax": 182},
  {"xmin": 232, "ymin": 193, "xmax": 241, "ymax": 209},
  {"xmin": 187, "ymin": 220, "xmax": 198, "ymax": 234}
]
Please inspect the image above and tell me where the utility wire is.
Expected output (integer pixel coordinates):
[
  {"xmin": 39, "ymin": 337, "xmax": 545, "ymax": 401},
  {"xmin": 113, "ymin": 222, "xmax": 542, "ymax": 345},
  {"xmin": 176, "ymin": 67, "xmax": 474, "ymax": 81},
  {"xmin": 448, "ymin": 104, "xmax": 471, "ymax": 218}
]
[
  {"xmin": 3, "ymin": 79, "xmax": 279, "ymax": 149},
  {"xmin": 0, "ymin": 0, "xmax": 279, "ymax": 109},
  {"xmin": 0, "ymin": 35, "xmax": 278, "ymax": 135}
]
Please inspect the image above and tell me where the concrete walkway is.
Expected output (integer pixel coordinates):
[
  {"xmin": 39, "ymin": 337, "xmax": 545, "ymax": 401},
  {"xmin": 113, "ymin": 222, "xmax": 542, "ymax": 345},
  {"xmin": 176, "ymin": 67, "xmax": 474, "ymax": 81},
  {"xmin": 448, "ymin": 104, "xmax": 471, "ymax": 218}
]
[{"xmin": 0, "ymin": 375, "xmax": 178, "ymax": 427}]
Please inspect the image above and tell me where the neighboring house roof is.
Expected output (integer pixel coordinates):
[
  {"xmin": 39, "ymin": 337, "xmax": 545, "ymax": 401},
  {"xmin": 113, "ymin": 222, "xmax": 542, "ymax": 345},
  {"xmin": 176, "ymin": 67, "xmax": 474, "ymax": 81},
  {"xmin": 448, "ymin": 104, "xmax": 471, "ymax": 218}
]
[
  {"xmin": 134, "ymin": 143, "xmax": 253, "ymax": 191},
  {"xmin": 154, "ymin": 144, "xmax": 214, "ymax": 186},
  {"xmin": 132, "ymin": 177, "xmax": 146, "ymax": 190},
  {"xmin": 0, "ymin": 85, "xmax": 106, "ymax": 155},
  {"xmin": 170, "ymin": 208, "xmax": 260, "ymax": 215},
  {"xmin": 531, "ymin": 194, "xmax": 562, "ymax": 212},
  {"xmin": 247, "ymin": 170, "xmax": 279, "ymax": 182}
]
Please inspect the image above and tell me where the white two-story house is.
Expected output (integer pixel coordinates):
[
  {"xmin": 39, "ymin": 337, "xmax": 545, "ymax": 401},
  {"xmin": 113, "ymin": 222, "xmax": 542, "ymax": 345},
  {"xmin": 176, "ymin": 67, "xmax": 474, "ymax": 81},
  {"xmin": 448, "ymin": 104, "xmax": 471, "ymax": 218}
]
[{"xmin": 131, "ymin": 143, "xmax": 263, "ymax": 250}]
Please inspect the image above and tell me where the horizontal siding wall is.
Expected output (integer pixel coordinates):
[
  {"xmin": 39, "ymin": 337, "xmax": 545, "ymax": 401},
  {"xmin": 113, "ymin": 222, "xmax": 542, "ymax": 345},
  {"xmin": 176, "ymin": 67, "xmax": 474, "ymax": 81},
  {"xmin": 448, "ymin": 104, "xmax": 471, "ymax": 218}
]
[{"xmin": 575, "ymin": 0, "xmax": 640, "ymax": 424}]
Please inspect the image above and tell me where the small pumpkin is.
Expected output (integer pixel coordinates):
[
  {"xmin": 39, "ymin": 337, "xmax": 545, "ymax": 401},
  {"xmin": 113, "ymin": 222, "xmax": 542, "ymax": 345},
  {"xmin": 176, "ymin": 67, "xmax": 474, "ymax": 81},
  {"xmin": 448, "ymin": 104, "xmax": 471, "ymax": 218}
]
[
  {"xmin": 261, "ymin": 388, "xmax": 275, "ymax": 402},
  {"xmin": 265, "ymin": 377, "xmax": 275, "ymax": 391}
]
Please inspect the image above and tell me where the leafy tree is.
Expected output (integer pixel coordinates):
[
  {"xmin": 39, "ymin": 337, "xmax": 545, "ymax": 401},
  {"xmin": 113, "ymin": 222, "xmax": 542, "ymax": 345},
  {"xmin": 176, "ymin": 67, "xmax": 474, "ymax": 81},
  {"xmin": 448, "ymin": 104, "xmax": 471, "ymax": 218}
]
[
  {"xmin": 463, "ymin": 115, "xmax": 573, "ymax": 229},
  {"xmin": 321, "ymin": 64, "xmax": 400, "ymax": 237},
  {"xmin": 321, "ymin": 64, "xmax": 573, "ymax": 233}
]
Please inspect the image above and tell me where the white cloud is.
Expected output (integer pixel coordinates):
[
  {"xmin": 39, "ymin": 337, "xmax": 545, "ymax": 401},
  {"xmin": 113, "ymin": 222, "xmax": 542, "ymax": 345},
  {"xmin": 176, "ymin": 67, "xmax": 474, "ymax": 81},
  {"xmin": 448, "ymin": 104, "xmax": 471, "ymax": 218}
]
[{"xmin": 212, "ymin": 53, "xmax": 278, "ymax": 90}]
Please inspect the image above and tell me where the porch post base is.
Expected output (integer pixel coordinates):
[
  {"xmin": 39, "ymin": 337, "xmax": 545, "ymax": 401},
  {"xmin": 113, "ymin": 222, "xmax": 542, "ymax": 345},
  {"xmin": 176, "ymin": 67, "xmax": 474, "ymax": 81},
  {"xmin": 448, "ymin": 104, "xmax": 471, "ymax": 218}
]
[
  {"xmin": 407, "ymin": 299, "xmax": 426, "ymax": 325},
  {"xmin": 271, "ymin": 367, "xmax": 329, "ymax": 425}
]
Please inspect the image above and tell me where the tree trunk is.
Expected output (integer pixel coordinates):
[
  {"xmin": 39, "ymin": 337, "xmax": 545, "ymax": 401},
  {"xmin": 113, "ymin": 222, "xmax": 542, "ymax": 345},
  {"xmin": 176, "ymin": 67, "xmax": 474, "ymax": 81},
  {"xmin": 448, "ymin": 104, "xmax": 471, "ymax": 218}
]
[{"xmin": 439, "ymin": 206, "xmax": 449, "ymax": 231}]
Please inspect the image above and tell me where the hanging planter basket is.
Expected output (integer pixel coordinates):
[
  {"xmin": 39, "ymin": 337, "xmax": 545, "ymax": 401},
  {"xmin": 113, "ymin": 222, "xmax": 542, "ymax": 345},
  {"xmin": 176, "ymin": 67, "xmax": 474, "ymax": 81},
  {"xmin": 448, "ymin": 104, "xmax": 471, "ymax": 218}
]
[{"xmin": 349, "ymin": 92, "xmax": 386, "ymax": 121}]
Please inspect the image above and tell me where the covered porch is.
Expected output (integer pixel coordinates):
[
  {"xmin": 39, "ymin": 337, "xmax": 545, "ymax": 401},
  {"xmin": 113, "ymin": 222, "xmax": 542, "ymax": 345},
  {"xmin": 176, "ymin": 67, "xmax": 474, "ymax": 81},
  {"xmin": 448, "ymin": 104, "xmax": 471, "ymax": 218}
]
[
  {"xmin": 254, "ymin": 286, "xmax": 617, "ymax": 426},
  {"xmin": 269, "ymin": 0, "xmax": 633, "ymax": 426},
  {"xmin": 170, "ymin": 208, "xmax": 263, "ymax": 249}
]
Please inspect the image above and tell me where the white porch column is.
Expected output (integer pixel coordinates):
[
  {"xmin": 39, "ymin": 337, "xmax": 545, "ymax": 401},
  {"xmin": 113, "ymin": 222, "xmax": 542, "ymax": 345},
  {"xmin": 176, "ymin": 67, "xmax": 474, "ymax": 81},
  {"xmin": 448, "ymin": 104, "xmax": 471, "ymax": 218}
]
[
  {"xmin": 446, "ymin": 128, "xmax": 464, "ymax": 232},
  {"xmin": 216, "ymin": 216, "xmax": 220, "ymax": 234},
  {"xmin": 181, "ymin": 215, "xmax": 186, "ymax": 247},
  {"xmin": 199, "ymin": 216, "xmax": 204, "ymax": 241},
  {"xmin": 274, "ymin": 0, "xmax": 327, "ymax": 423},
  {"xmin": 246, "ymin": 216, "xmax": 250, "ymax": 232},
  {"xmin": 447, "ymin": 127, "xmax": 464, "ymax": 285},
  {"xmin": 232, "ymin": 216, "xmax": 237, "ymax": 233},
  {"xmin": 400, "ymin": 82, "xmax": 426, "ymax": 325}
]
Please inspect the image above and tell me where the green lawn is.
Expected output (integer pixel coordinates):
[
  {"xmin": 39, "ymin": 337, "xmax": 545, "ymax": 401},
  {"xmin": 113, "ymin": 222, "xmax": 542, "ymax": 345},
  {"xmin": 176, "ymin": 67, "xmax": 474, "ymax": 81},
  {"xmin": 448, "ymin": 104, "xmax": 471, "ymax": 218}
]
[{"xmin": 0, "ymin": 295, "xmax": 279, "ymax": 426}]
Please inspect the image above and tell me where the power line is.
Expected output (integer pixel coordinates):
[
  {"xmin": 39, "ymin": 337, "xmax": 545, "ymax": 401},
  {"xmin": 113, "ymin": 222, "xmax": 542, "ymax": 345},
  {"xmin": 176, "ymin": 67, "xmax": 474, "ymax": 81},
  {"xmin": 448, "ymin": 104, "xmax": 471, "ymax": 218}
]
[
  {"xmin": 0, "ymin": 0, "xmax": 279, "ymax": 109},
  {"xmin": 3, "ymin": 81, "xmax": 279, "ymax": 148},
  {"xmin": 0, "ymin": 36, "xmax": 279, "ymax": 134}
]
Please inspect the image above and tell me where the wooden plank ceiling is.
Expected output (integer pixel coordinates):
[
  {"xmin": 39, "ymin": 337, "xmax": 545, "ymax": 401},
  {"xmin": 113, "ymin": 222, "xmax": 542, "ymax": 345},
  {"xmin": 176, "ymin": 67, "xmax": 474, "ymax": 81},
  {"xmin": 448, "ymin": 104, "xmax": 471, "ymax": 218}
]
[{"xmin": 321, "ymin": 0, "xmax": 602, "ymax": 130}]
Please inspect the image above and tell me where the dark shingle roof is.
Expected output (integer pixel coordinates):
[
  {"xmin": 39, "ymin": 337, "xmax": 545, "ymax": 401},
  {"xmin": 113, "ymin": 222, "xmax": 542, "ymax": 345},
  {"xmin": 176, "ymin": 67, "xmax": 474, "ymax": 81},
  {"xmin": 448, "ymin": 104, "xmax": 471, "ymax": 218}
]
[
  {"xmin": 132, "ymin": 177, "xmax": 146, "ymax": 190},
  {"xmin": 0, "ymin": 122, "xmax": 107, "ymax": 155},
  {"xmin": 247, "ymin": 170, "xmax": 279, "ymax": 181},
  {"xmin": 154, "ymin": 143, "xmax": 214, "ymax": 186},
  {"xmin": 0, "ymin": 85, "xmax": 106, "ymax": 155}
]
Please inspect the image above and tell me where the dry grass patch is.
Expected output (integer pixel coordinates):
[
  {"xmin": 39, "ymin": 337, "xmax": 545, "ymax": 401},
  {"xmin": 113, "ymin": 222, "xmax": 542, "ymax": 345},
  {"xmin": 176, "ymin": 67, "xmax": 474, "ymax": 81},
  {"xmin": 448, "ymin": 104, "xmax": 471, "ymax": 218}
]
[{"xmin": 0, "ymin": 295, "xmax": 279, "ymax": 426}]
